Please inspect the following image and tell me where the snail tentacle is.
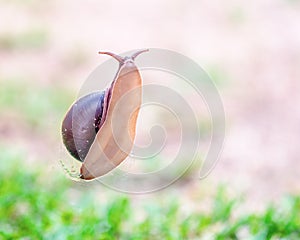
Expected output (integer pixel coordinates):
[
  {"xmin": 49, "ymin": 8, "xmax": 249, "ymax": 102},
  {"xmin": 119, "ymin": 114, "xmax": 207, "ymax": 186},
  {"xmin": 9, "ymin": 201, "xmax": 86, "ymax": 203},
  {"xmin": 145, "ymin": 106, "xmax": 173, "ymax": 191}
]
[
  {"xmin": 98, "ymin": 51, "xmax": 124, "ymax": 63},
  {"xmin": 131, "ymin": 49, "xmax": 149, "ymax": 60}
]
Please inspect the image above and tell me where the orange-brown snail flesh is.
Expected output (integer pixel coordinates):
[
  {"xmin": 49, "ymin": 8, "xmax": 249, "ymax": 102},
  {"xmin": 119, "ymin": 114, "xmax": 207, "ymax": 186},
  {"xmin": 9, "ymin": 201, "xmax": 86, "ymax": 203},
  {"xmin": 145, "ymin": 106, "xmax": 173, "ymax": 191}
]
[{"xmin": 80, "ymin": 49, "xmax": 148, "ymax": 180}]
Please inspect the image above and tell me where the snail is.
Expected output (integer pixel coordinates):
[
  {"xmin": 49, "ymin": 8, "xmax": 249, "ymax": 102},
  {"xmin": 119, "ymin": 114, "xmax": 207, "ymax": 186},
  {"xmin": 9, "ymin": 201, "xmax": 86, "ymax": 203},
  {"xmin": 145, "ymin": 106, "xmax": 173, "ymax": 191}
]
[{"xmin": 61, "ymin": 49, "xmax": 148, "ymax": 180}]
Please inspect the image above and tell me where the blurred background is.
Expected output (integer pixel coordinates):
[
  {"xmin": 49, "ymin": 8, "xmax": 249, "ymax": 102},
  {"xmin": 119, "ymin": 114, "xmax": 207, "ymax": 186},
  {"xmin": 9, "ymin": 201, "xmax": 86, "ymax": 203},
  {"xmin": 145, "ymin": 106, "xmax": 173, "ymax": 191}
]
[{"xmin": 0, "ymin": 0, "xmax": 300, "ymax": 238}]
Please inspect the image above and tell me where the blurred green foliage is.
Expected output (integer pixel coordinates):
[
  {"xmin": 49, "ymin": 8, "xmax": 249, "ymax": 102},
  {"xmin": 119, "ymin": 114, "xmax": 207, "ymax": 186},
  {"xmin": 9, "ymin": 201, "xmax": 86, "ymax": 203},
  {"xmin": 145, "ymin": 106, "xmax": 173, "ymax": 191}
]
[
  {"xmin": 0, "ymin": 79, "xmax": 74, "ymax": 128},
  {"xmin": 0, "ymin": 146, "xmax": 299, "ymax": 239},
  {"xmin": 206, "ymin": 64, "xmax": 230, "ymax": 87},
  {"xmin": 0, "ymin": 29, "xmax": 48, "ymax": 51}
]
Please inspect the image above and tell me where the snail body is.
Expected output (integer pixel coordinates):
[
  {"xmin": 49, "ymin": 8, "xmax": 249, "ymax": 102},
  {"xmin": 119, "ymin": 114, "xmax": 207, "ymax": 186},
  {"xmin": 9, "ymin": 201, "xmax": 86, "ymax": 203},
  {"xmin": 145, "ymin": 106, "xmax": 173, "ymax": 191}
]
[{"xmin": 61, "ymin": 49, "xmax": 148, "ymax": 180}]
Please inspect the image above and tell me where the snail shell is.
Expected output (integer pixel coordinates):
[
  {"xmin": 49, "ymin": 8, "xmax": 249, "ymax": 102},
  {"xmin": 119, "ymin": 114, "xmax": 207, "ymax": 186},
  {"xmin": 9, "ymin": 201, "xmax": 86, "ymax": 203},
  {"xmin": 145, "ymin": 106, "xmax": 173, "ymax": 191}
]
[{"xmin": 61, "ymin": 49, "xmax": 148, "ymax": 180}]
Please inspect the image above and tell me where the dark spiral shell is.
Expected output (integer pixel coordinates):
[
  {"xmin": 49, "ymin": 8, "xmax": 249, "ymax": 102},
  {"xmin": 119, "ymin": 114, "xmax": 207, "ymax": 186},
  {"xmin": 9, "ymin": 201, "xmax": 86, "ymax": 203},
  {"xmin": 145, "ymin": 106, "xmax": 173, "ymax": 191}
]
[{"xmin": 61, "ymin": 91, "xmax": 105, "ymax": 162}]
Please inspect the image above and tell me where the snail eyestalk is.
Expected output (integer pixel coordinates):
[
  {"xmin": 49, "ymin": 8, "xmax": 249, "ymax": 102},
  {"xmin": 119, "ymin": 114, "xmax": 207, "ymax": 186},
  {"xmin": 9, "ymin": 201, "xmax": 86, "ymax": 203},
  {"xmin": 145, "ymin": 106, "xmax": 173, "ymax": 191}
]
[
  {"xmin": 131, "ymin": 49, "xmax": 149, "ymax": 60},
  {"xmin": 98, "ymin": 51, "xmax": 124, "ymax": 63},
  {"xmin": 99, "ymin": 49, "xmax": 149, "ymax": 63}
]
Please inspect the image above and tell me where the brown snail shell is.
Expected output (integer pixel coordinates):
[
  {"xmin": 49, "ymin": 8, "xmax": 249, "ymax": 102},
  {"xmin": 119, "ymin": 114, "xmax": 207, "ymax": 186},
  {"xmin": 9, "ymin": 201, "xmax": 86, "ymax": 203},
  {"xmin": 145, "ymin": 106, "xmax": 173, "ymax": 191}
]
[{"xmin": 61, "ymin": 49, "xmax": 148, "ymax": 180}]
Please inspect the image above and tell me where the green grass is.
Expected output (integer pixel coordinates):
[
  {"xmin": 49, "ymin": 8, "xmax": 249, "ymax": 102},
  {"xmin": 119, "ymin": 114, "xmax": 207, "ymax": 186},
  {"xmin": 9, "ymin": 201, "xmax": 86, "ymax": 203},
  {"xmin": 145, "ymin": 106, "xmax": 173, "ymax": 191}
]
[
  {"xmin": 206, "ymin": 64, "xmax": 230, "ymax": 87},
  {"xmin": 0, "ymin": 146, "xmax": 299, "ymax": 239},
  {"xmin": 0, "ymin": 29, "xmax": 48, "ymax": 51},
  {"xmin": 0, "ymin": 79, "xmax": 74, "ymax": 129}
]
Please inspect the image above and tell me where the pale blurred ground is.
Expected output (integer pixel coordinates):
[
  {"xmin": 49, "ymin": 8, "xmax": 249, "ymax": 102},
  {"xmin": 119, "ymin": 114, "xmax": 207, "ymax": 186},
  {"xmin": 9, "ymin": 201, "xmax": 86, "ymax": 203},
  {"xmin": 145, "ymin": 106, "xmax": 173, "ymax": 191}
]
[{"xmin": 1, "ymin": 0, "xmax": 300, "ymax": 209}]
